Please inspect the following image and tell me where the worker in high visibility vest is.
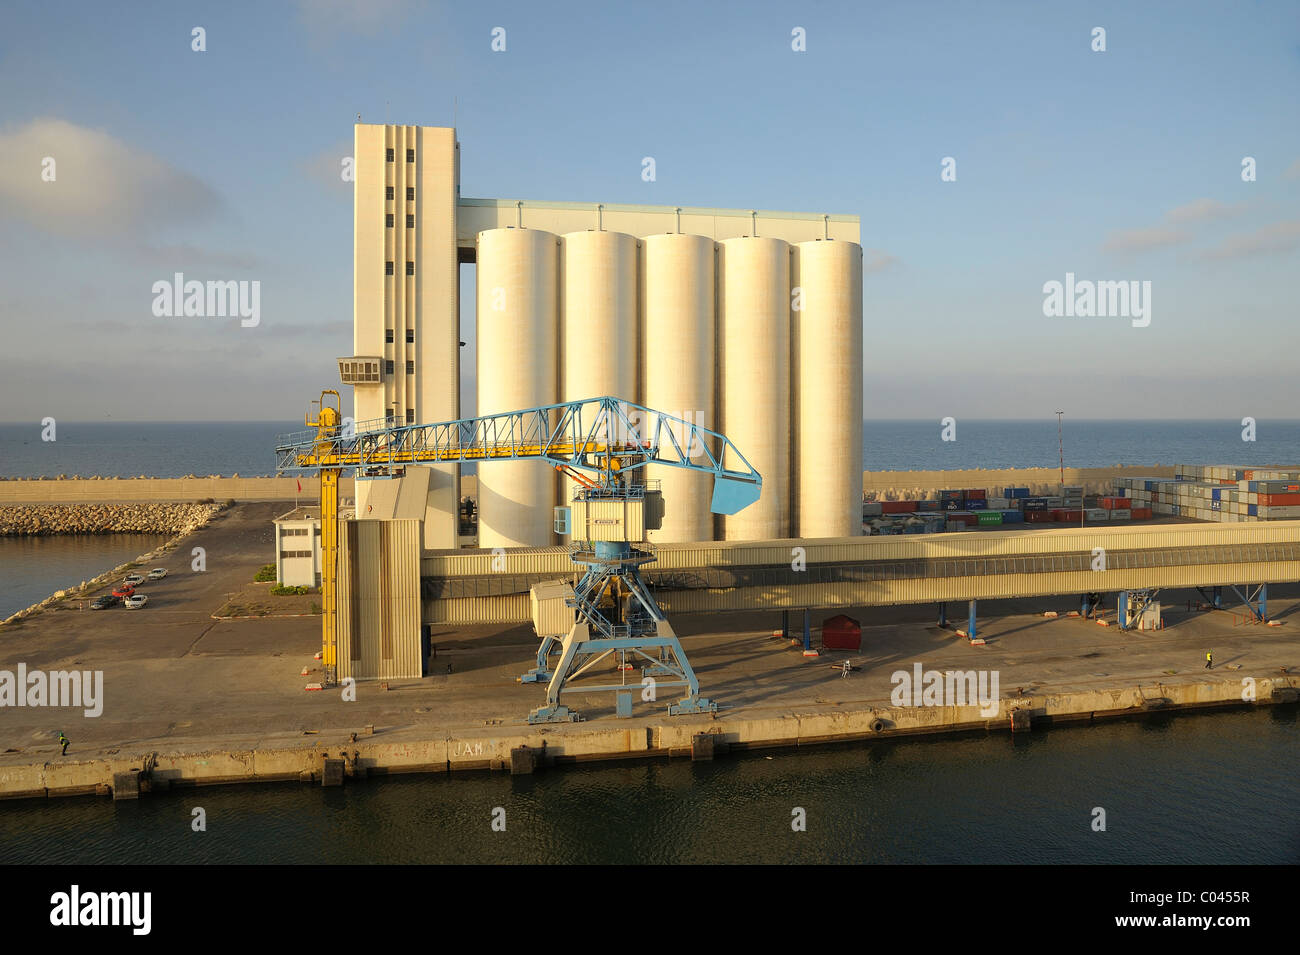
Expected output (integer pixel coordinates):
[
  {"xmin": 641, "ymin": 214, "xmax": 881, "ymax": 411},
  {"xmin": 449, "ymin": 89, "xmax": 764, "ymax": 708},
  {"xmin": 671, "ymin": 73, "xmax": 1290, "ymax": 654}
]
[{"xmin": 1205, "ymin": 650, "xmax": 1213, "ymax": 670}]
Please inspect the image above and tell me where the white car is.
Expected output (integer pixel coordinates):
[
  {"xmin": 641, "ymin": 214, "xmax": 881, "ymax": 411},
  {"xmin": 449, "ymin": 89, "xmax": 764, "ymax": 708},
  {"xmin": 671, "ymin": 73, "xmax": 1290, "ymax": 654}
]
[
  {"xmin": 124, "ymin": 594, "xmax": 148, "ymax": 609},
  {"xmin": 123, "ymin": 573, "xmax": 145, "ymax": 586},
  {"xmin": 147, "ymin": 568, "xmax": 168, "ymax": 580}
]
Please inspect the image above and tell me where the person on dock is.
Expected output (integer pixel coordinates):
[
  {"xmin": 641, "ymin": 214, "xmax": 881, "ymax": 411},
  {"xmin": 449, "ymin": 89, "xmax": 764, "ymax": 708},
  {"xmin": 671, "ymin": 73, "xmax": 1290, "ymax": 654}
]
[
  {"xmin": 1205, "ymin": 650, "xmax": 1213, "ymax": 670},
  {"xmin": 58, "ymin": 732, "xmax": 69, "ymax": 756}
]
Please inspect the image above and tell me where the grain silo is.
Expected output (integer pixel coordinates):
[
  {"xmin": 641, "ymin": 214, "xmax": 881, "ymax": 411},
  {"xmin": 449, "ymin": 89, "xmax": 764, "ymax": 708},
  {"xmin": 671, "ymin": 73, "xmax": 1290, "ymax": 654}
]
[
  {"xmin": 718, "ymin": 235, "xmax": 791, "ymax": 540},
  {"xmin": 792, "ymin": 239, "xmax": 863, "ymax": 538},
  {"xmin": 559, "ymin": 230, "xmax": 638, "ymax": 516},
  {"xmin": 641, "ymin": 233, "xmax": 716, "ymax": 543},
  {"xmin": 475, "ymin": 228, "xmax": 559, "ymax": 548}
]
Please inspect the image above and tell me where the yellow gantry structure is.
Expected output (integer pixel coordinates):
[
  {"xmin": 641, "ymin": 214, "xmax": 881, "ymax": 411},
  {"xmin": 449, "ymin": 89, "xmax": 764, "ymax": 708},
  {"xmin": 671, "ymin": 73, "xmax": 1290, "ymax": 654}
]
[{"xmin": 277, "ymin": 392, "xmax": 762, "ymax": 680}]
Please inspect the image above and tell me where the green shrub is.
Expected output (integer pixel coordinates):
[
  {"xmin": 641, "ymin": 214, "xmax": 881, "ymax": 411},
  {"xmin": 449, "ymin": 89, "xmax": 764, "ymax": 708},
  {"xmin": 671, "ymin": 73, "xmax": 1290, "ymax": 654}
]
[
  {"xmin": 254, "ymin": 564, "xmax": 277, "ymax": 582},
  {"xmin": 309, "ymin": 602, "xmax": 322, "ymax": 615},
  {"xmin": 270, "ymin": 584, "xmax": 310, "ymax": 596}
]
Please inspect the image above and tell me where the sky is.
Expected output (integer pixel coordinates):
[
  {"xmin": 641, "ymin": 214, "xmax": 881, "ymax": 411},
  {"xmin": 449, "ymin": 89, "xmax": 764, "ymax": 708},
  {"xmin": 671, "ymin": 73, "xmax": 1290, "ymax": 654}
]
[{"xmin": 0, "ymin": 0, "xmax": 1297, "ymax": 422}]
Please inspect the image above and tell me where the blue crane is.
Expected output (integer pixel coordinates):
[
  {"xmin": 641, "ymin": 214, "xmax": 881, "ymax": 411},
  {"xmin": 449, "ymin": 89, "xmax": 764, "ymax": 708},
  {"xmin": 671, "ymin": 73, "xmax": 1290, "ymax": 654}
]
[{"xmin": 276, "ymin": 393, "xmax": 762, "ymax": 722}]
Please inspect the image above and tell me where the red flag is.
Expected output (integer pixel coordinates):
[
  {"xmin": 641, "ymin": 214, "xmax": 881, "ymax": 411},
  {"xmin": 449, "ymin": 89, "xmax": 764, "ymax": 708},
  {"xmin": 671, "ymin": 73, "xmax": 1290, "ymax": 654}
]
[{"xmin": 297, "ymin": 479, "xmax": 302, "ymax": 493}]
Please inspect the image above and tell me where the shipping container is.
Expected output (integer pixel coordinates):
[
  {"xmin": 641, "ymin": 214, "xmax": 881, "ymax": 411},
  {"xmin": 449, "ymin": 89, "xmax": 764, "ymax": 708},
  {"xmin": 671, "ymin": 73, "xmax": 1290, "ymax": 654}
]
[
  {"xmin": 881, "ymin": 500, "xmax": 917, "ymax": 513},
  {"xmin": 966, "ymin": 499, "xmax": 988, "ymax": 510},
  {"xmin": 1002, "ymin": 487, "xmax": 1030, "ymax": 499},
  {"xmin": 999, "ymin": 510, "xmax": 1024, "ymax": 523},
  {"xmin": 964, "ymin": 489, "xmax": 987, "ymax": 500},
  {"xmin": 821, "ymin": 614, "xmax": 862, "ymax": 650},
  {"xmin": 1085, "ymin": 508, "xmax": 1109, "ymax": 521},
  {"xmin": 1100, "ymin": 497, "xmax": 1130, "ymax": 509},
  {"xmin": 976, "ymin": 511, "xmax": 1003, "ymax": 526}
]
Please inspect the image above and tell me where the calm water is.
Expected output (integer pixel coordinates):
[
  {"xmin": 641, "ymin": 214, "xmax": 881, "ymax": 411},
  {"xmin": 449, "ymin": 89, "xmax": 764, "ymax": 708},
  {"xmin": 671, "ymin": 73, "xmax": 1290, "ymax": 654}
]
[
  {"xmin": 0, "ymin": 708, "xmax": 1295, "ymax": 864},
  {"xmin": 2, "ymin": 419, "xmax": 1297, "ymax": 478},
  {"xmin": 0, "ymin": 535, "xmax": 172, "ymax": 619}
]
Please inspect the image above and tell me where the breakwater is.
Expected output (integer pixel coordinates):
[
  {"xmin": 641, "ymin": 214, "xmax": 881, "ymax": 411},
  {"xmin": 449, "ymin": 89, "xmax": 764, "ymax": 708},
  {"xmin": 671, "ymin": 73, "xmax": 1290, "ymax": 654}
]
[{"xmin": 0, "ymin": 502, "xmax": 225, "ymax": 537}]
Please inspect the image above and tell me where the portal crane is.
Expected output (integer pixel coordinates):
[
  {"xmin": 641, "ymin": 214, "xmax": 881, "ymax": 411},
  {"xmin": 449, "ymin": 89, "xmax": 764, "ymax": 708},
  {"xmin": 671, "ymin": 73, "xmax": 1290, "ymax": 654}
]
[{"xmin": 275, "ymin": 392, "xmax": 762, "ymax": 722}]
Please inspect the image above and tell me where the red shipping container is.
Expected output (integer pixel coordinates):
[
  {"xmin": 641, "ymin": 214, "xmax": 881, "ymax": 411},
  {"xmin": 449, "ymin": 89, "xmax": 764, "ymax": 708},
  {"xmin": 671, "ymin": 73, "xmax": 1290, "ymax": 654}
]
[
  {"xmin": 964, "ymin": 489, "xmax": 987, "ymax": 500},
  {"xmin": 1100, "ymin": 497, "xmax": 1130, "ymax": 509},
  {"xmin": 881, "ymin": 500, "xmax": 918, "ymax": 513},
  {"xmin": 1131, "ymin": 507, "xmax": 1152, "ymax": 519},
  {"xmin": 1258, "ymin": 493, "xmax": 1300, "ymax": 506},
  {"xmin": 821, "ymin": 614, "xmax": 862, "ymax": 651},
  {"xmin": 1026, "ymin": 510, "xmax": 1054, "ymax": 523},
  {"xmin": 1055, "ymin": 510, "xmax": 1083, "ymax": 522}
]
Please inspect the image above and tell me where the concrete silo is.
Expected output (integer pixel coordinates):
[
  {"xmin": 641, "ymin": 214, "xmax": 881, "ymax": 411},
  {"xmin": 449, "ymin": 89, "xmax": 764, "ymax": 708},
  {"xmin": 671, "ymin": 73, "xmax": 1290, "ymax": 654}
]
[
  {"xmin": 718, "ymin": 236, "xmax": 791, "ymax": 540},
  {"xmin": 475, "ymin": 228, "xmax": 559, "ymax": 548},
  {"xmin": 792, "ymin": 239, "xmax": 864, "ymax": 539},
  {"xmin": 640, "ymin": 233, "xmax": 716, "ymax": 543},
  {"xmin": 559, "ymin": 230, "xmax": 638, "ymax": 515}
]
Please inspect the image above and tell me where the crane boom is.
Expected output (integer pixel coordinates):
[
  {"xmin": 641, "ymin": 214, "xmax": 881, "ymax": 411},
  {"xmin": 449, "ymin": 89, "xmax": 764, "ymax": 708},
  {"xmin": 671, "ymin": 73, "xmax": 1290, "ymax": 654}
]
[{"xmin": 275, "ymin": 396, "xmax": 761, "ymax": 514}]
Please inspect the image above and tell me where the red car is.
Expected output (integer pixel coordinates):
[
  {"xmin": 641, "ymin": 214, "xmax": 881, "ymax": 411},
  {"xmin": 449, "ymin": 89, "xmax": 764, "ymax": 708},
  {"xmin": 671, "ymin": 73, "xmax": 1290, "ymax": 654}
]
[{"xmin": 112, "ymin": 584, "xmax": 135, "ymax": 599}]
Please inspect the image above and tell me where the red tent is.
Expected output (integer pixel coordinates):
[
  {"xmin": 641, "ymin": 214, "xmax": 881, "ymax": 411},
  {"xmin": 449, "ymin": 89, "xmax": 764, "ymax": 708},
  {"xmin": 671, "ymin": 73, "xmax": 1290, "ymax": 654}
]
[{"xmin": 821, "ymin": 614, "xmax": 862, "ymax": 651}]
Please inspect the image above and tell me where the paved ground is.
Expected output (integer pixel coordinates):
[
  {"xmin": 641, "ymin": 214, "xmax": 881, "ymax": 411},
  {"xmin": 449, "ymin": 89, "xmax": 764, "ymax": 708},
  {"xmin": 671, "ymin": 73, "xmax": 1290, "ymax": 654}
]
[{"xmin": 1, "ymin": 503, "xmax": 1296, "ymax": 764}]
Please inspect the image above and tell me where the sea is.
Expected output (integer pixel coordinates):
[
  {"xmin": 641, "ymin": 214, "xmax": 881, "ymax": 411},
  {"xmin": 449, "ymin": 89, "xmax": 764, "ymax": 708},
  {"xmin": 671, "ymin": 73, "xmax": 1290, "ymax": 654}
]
[
  {"xmin": 1, "ymin": 418, "xmax": 1298, "ymax": 478},
  {"xmin": 1, "ymin": 419, "xmax": 1297, "ymax": 864}
]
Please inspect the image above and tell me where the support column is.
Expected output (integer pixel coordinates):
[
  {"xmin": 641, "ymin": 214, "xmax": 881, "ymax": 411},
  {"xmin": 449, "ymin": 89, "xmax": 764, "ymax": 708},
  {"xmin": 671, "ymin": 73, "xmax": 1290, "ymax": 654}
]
[
  {"xmin": 802, "ymin": 608, "xmax": 817, "ymax": 657},
  {"xmin": 782, "ymin": 609, "xmax": 790, "ymax": 640},
  {"xmin": 1259, "ymin": 583, "xmax": 1267, "ymax": 621},
  {"xmin": 1212, "ymin": 586, "xmax": 1222, "ymax": 609},
  {"xmin": 1081, "ymin": 593, "xmax": 1090, "ymax": 618},
  {"xmin": 1117, "ymin": 591, "xmax": 1129, "ymax": 630},
  {"xmin": 968, "ymin": 599, "xmax": 977, "ymax": 640},
  {"xmin": 938, "ymin": 602, "xmax": 947, "ymax": 627}
]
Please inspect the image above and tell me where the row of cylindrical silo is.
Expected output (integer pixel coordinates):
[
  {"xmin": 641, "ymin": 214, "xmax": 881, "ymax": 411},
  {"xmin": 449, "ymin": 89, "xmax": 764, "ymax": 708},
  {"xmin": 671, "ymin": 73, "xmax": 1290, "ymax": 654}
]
[{"xmin": 474, "ymin": 228, "xmax": 863, "ymax": 550}]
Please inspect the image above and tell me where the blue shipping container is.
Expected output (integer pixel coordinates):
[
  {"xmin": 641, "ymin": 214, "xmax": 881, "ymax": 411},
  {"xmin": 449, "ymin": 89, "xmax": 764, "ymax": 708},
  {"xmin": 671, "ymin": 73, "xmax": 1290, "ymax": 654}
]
[
  {"xmin": 1000, "ymin": 510, "xmax": 1024, "ymax": 523},
  {"xmin": 1248, "ymin": 503, "xmax": 1257, "ymax": 516},
  {"xmin": 966, "ymin": 499, "xmax": 987, "ymax": 510}
]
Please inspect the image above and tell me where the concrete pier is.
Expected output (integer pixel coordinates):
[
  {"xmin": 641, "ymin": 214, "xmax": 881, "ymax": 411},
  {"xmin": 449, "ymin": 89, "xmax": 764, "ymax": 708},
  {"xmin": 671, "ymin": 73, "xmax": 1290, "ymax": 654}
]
[{"xmin": 0, "ymin": 503, "xmax": 1295, "ymax": 800}]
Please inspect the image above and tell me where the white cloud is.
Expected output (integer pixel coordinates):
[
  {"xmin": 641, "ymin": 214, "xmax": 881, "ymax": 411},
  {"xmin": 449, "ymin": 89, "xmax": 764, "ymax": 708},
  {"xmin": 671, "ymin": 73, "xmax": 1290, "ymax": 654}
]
[
  {"xmin": 299, "ymin": 139, "xmax": 355, "ymax": 193},
  {"xmin": 1164, "ymin": 198, "xmax": 1245, "ymax": 224},
  {"xmin": 295, "ymin": 0, "xmax": 417, "ymax": 39},
  {"xmin": 1101, "ymin": 227, "xmax": 1190, "ymax": 253},
  {"xmin": 863, "ymin": 248, "xmax": 899, "ymax": 273},
  {"xmin": 0, "ymin": 118, "xmax": 220, "ymax": 238},
  {"xmin": 1193, "ymin": 220, "xmax": 1300, "ymax": 261}
]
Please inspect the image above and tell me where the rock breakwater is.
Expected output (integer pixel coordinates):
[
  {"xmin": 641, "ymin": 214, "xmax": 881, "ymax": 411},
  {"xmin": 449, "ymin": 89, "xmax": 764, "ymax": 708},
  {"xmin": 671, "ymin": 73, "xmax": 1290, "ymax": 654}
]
[{"xmin": 0, "ymin": 502, "xmax": 225, "ymax": 537}]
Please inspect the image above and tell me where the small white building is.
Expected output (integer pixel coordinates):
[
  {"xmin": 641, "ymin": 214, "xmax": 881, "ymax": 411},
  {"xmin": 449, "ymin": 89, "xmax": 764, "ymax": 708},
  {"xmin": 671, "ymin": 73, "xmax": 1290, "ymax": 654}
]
[{"xmin": 273, "ymin": 507, "xmax": 322, "ymax": 587}]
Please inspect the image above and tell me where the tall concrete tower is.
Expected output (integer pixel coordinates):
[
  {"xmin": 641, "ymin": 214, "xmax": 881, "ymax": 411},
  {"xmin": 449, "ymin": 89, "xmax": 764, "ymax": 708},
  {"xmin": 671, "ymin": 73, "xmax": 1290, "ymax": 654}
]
[{"xmin": 339, "ymin": 123, "xmax": 461, "ymax": 548}]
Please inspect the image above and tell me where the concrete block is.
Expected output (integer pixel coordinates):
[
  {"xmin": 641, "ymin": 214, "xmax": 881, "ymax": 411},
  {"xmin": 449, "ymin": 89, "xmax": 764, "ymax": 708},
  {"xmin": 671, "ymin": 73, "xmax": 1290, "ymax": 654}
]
[
  {"xmin": 509, "ymin": 746, "xmax": 536, "ymax": 775},
  {"xmin": 1010, "ymin": 709, "xmax": 1032, "ymax": 732},
  {"xmin": 691, "ymin": 732, "xmax": 715, "ymax": 761},
  {"xmin": 111, "ymin": 771, "xmax": 139, "ymax": 800},
  {"xmin": 321, "ymin": 758, "xmax": 345, "ymax": 787}
]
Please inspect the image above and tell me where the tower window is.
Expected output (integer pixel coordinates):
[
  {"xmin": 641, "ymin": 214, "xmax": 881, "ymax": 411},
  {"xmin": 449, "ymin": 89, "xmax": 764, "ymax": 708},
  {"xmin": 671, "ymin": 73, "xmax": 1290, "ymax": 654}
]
[
  {"xmin": 406, "ymin": 149, "xmax": 414, "ymax": 162},
  {"xmin": 385, "ymin": 359, "xmax": 394, "ymax": 375},
  {"xmin": 405, "ymin": 329, "xmax": 414, "ymax": 344},
  {"xmin": 385, "ymin": 213, "xmax": 394, "ymax": 227},
  {"xmin": 385, "ymin": 261, "xmax": 394, "ymax": 276},
  {"xmin": 406, "ymin": 213, "xmax": 415, "ymax": 228},
  {"xmin": 406, "ymin": 186, "xmax": 415, "ymax": 200},
  {"xmin": 405, "ymin": 261, "xmax": 414, "ymax": 276},
  {"xmin": 385, "ymin": 148, "xmax": 394, "ymax": 162},
  {"xmin": 385, "ymin": 329, "xmax": 394, "ymax": 344},
  {"xmin": 406, "ymin": 360, "xmax": 414, "ymax": 374},
  {"xmin": 406, "ymin": 408, "xmax": 415, "ymax": 424},
  {"xmin": 385, "ymin": 185, "xmax": 394, "ymax": 200}
]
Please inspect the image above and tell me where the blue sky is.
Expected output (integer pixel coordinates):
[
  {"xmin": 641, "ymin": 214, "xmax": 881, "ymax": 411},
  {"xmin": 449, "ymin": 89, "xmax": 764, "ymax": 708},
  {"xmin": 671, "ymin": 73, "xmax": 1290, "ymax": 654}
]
[{"xmin": 1, "ymin": 0, "xmax": 1297, "ymax": 421}]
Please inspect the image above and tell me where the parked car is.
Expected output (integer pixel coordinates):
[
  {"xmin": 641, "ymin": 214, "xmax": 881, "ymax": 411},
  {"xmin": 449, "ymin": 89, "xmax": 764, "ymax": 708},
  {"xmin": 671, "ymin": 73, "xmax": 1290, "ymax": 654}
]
[
  {"xmin": 123, "ymin": 573, "xmax": 145, "ymax": 586},
  {"xmin": 124, "ymin": 594, "xmax": 148, "ymax": 609},
  {"xmin": 91, "ymin": 595, "xmax": 117, "ymax": 610},
  {"xmin": 112, "ymin": 584, "xmax": 135, "ymax": 599},
  {"xmin": 147, "ymin": 568, "xmax": 168, "ymax": 580}
]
